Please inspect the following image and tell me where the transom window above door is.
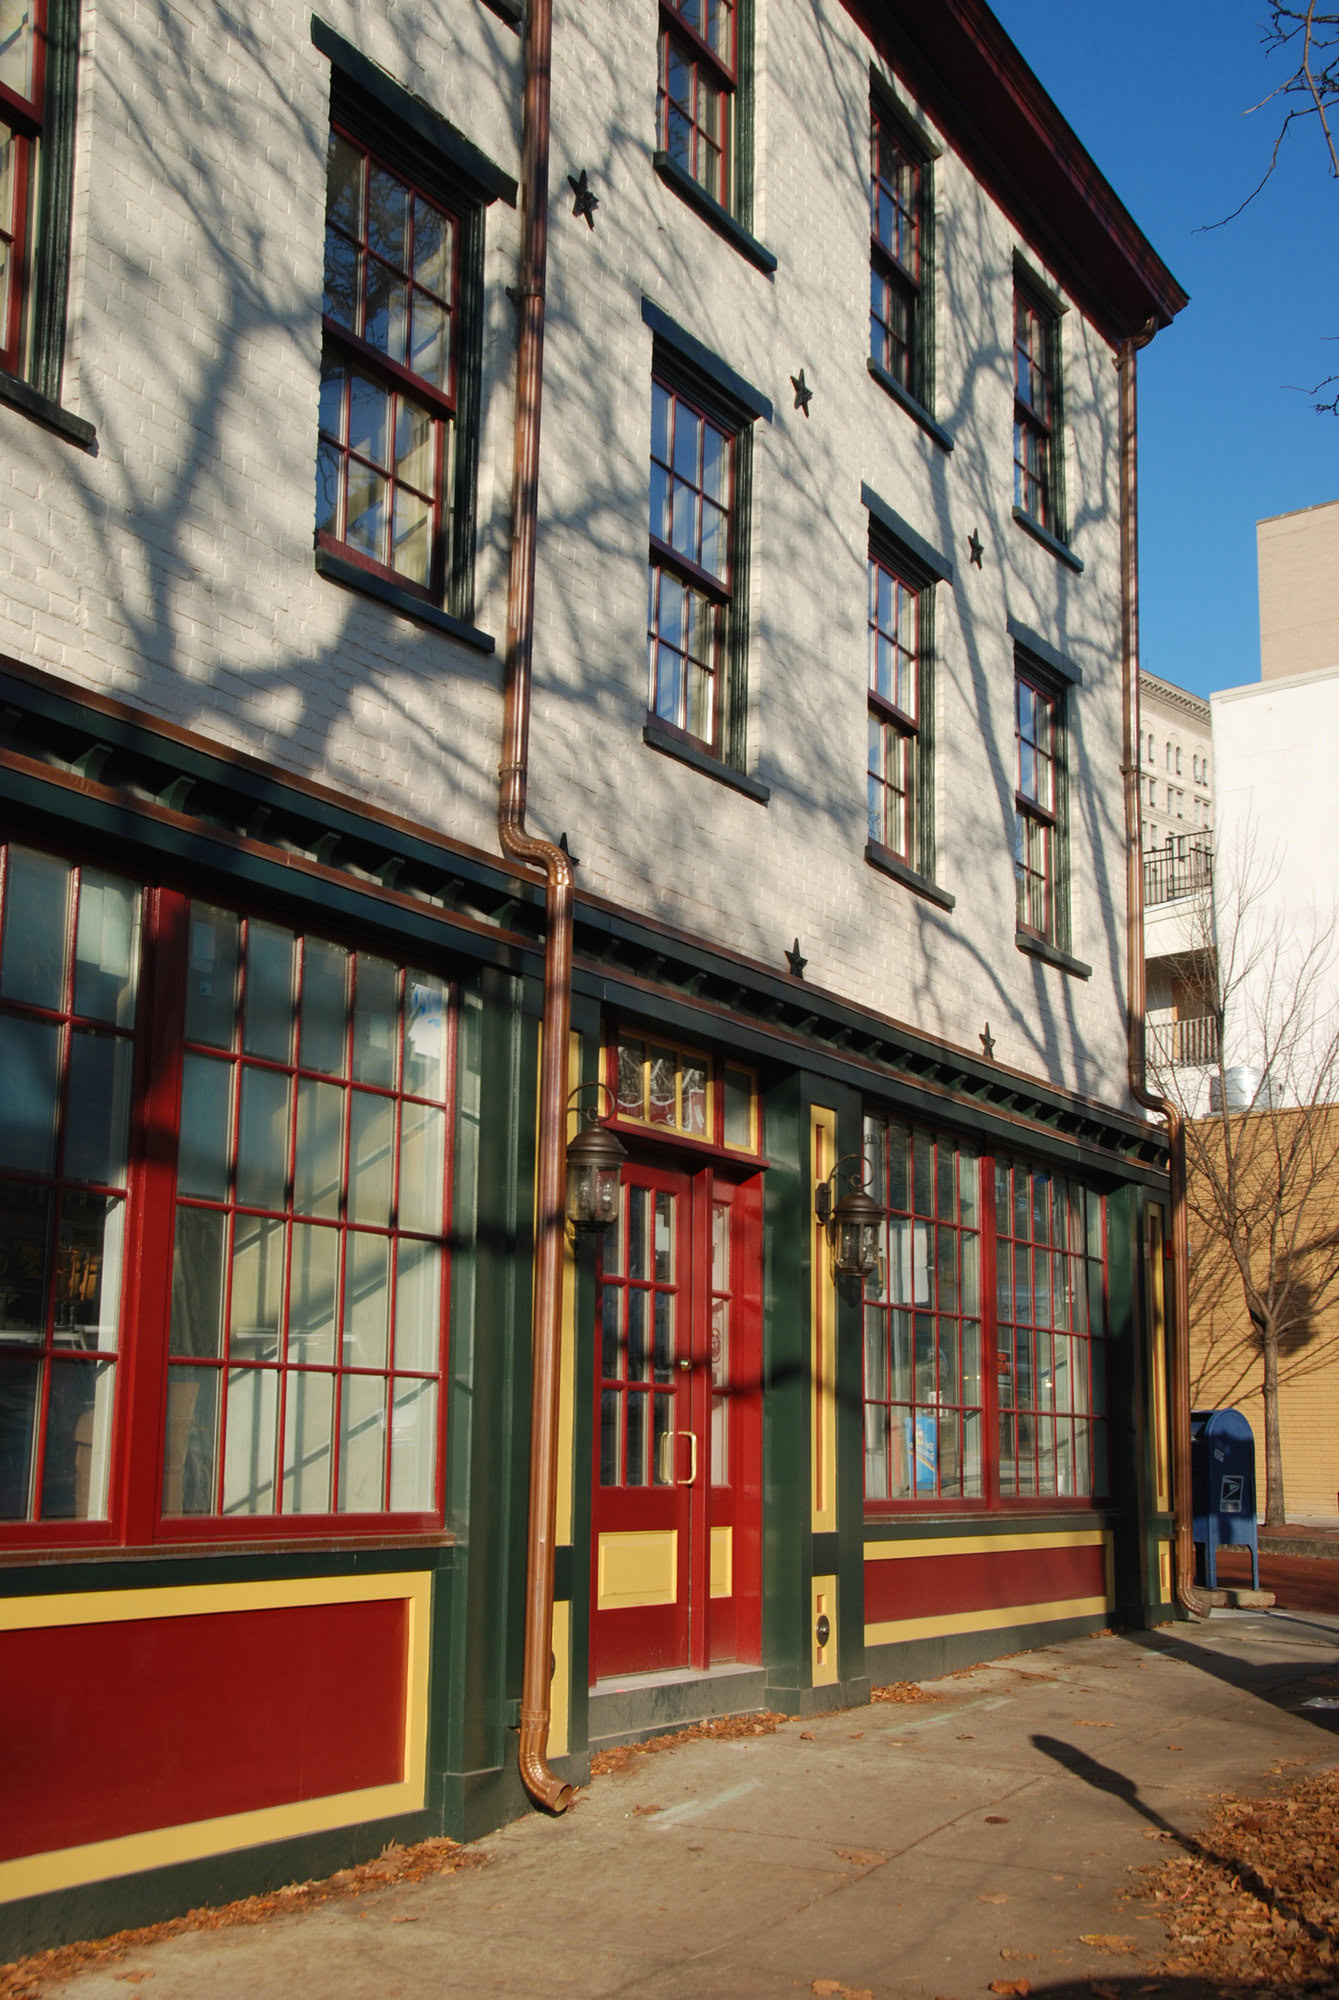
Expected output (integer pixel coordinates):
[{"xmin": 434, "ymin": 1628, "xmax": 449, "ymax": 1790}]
[{"xmin": 607, "ymin": 1028, "xmax": 760, "ymax": 1156}]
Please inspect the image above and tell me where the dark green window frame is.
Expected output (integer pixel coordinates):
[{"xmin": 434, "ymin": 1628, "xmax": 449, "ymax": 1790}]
[
  {"xmin": 0, "ymin": 0, "xmax": 88, "ymax": 442},
  {"xmin": 1013, "ymin": 647, "xmax": 1071, "ymax": 956}
]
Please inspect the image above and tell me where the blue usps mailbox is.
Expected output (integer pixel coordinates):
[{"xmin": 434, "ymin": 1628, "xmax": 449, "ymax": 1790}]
[{"xmin": 1190, "ymin": 1408, "xmax": 1260, "ymax": 1589}]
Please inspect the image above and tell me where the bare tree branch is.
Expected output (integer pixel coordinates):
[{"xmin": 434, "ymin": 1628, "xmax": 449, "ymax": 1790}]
[{"xmin": 1151, "ymin": 831, "xmax": 1339, "ymax": 1522}]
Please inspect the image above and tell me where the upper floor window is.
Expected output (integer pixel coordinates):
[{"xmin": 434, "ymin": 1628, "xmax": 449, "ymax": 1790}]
[
  {"xmin": 869, "ymin": 101, "xmax": 929, "ymax": 407},
  {"xmin": 318, "ymin": 126, "xmax": 460, "ymax": 601},
  {"xmin": 866, "ymin": 555, "xmax": 920, "ymax": 866},
  {"xmin": 658, "ymin": 0, "xmax": 736, "ymax": 213},
  {"xmin": 1, "ymin": 0, "xmax": 78, "ymax": 406},
  {"xmin": 1013, "ymin": 280, "xmax": 1061, "ymax": 535},
  {"xmin": 1175, "ymin": 745, "xmax": 1182, "ymax": 775},
  {"xmin": 1015, "ymin": 670, "xmax": 1061, "ymax": 943},
  {"xmin": 648, "ymin": 370, "xmax": 745, "ymax": 761}
]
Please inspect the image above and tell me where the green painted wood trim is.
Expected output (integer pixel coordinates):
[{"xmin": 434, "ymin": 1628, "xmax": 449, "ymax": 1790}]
[
  {"xmin": 0, "ymin": 1809, "xmax": 439, "ymax": 1961},
  {"xmin": 760, "ymin": 1074, "xmax": 811, "ymax": 1690},
  {"xmin": 1104, "ymin": 1182, "xmax": 1149, "ymax": 1626},
  {"xmin": 562, "ymin": 991, "xmax": 604, "ymax": 1759},
  {"xmin": 860, "ymin": 1510, "xmax": 1116, "ymax": 1544},
  {"xmin": 0, "ymin": 1545, "xmax": 447, "ymax": 1599},
  {"xmin": 831, "ymin": 1084, "xmax": 870, "ymax": 1689},
  {"xmin": 437, "ymin": 967, "xmax": 537, "ymax": 1816},
  {"xmin": 865, "ymin": 1609, "xmax": 1107, "ymax": 1687},
  {"xmin": 29, "ymin": 0, "xmax": 80, "ymax": 402}
]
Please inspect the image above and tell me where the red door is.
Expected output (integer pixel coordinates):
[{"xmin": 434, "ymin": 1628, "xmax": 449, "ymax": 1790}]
[{"xmin": 590, "ymin": 1159, "xmax": 761, "ymax": 1682}]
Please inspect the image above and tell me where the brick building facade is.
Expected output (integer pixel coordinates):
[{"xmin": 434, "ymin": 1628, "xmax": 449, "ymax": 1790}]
[{"xmin": 0, "ymin": 0, "xmax": 1185, "ymax": 1955}]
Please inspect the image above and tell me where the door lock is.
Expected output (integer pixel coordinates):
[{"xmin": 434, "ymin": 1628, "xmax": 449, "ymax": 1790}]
[{"xmin": 677, "ymin": 1357, "xmax": 692, "ymax": 1371}]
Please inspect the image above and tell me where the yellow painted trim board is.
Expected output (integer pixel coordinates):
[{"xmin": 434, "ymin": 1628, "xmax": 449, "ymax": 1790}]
[
  {"xmin": 556, "ymin": 1029, "xmax": 582, "ymax": 1547},
  {"xmin": 709, "ymin": 1525, "xmax": 733, "ymax": 1599},
  {"xmin": 863, "ymin": 1529, "xmax": 1106, "ymax": 1562},
  {"xmin": 549, "ymin": 1598, "xmax": 571, "ymax": 1760},
  {"xmin": 0, "ymin": 1777, "xmax": 425, "ymax": 1904},
  {"xmin": 866, "ymin": 1593, "xmax": 1109, "ymax": 1647},
  {"xmin": 810, "ymin": 1107, "xmax": 838, "ymax": 1533},
  {"xmin": 812, "ymin": 1573, "xmax": 838, "ymax": 1687},
  {"xmin": 596, "ymin": 1529, "xmax": 677, "ymax": 1610},
  {"xmin": 0, "ymin": 1570, "xmax": 431, "ymax": 1632},
  {"xmin": 1, "ymin": 1573, "xmax": 432, "ymax": 1902}
]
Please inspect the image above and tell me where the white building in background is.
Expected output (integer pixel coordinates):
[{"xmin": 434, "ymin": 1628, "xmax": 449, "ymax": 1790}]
[
  {"xmin": 1141, "ymin": 670, "xmax": 1215, "ymax": 1089},
  {"xmin": 1140, "ymin": 669, "xmax": 1212, "ymax": 854},
  {"xmin": 1211, "ymin": 663, "xmax": 1339, "ymax": 1104}
]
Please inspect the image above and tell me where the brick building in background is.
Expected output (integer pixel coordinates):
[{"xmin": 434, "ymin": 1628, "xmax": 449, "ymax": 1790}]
[{"xmin": 0, "ymin": 0, "xmax": 1185, "ymax": 1956}]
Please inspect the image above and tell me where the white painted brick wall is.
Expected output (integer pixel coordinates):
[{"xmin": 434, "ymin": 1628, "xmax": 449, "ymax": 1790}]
[{"xmin": 0, "ymin": 0, "xmax": 1144, "ymax": 1109}]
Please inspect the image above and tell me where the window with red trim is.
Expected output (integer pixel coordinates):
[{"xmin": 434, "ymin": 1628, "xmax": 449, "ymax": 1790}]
[
  {"xmin": 1013, "ymin": 282, "xmax": 1060, "ymax": 532},
  {"xmin": 866, "ymin": 554, "xmax": 920, "ymax": 864},
  {"xmin": 869, "ymin": 101, "xmax": 926, "ymax": 401},
  {"xmin": 861, "ymin": 1118, "xmax": 984, "ymax": 1503},
  {"xmin": 648, "ymin": 374, "xmax": 735, "ymax": 754},
  {"xmin": 0, "ymin": 0, "xmax": 45, "ymax": 376},
  {"xmin": 860, "ymin": 1112, "xmax": 1110, "ymax": 1510},
  {"xmin": 317, "ymin": 125, "xmax": 459, "ymax": 598},
  {"xmin": 0, "ymin": 839, "xmax": 455, "ymax": 1543},
  {"xmin": 164, "ymin": 905, "xmax": 451, "ymax": 1522},
  {"xmin": 0, "ymin": 846, "xmax": 138, "ymax": 1525},
  {"xmin": 994, "ymin": 1157, "xmax": 1108, "ymax": 1499},
  {"xmin": 657, "ymin": 0, "xmax": 735, "ymax": 213},
  {"xmin": 1015, "ymin": 671, "xmax": 1059, "ymax": 941}
]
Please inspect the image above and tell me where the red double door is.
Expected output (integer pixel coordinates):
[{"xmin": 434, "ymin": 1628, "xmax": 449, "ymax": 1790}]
[{"xmin": 590, "ymin": 1159, "xmax": 762, "ymax": 1682}]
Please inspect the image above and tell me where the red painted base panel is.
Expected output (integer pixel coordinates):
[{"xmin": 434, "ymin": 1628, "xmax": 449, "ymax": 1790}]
[
  {"xmin": 865, "ymin": 1540, "xmax": 1105, "ymax": 1627},
  {"xmin": 3, "ymin": 1598, "xmax": 408, "ymax": 1863}
]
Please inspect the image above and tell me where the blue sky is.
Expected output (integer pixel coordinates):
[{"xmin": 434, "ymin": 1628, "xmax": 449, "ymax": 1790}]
[{"xmin": 991, "ymin": 1, "xmax": 1339, "ymax": 699}]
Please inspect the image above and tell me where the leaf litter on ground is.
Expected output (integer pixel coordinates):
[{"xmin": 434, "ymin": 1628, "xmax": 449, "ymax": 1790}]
[
  {"xmin": 1141, "ymin": 1760, "xmax": 1339, "ymax": 1994},
  {"xmin": 0, "ymin": 1840, "xmax": 482, "ymax": 2000}
]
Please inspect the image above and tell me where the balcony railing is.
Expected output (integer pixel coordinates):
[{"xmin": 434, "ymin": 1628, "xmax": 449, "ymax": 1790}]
[
  {"xmin": 1144, "ymin": 842, "xmax": 1212, "ymax": 909},
  {"xmin": 1148, "ymin": 1014, "xmax": 1220, "ymax": 1069}
]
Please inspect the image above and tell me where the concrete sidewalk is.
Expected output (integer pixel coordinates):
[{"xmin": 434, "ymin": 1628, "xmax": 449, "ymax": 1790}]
[{"xmin": 40, "ymin": 1611, "xmax": 1339, "ymax": 2000}]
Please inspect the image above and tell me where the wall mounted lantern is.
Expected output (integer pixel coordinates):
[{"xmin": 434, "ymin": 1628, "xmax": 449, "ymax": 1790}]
[
  {"xmin": 814, "ymin": 1154, "xmax": 882, "ymax": 1279},
  {"xmin": 565, "ymin": 1084, "xmax": 626, "ymax": 1230}
]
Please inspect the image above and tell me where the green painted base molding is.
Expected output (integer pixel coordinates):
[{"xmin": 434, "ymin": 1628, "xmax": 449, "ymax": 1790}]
[
  {"xmin": 764, "ymin": 1675, "xmax": 871, "ymax": 1719},
  {"xmin": 588, "ymin": 1663, "xmax": 769, "ymax": 1750},
  {"xmin": 0, "ymin": 1809, "xmax": 438, "ymax": 1964},
  {"xmin": 865, "ymin": 1611, "xmax": 1109, "ymax": 1687}
]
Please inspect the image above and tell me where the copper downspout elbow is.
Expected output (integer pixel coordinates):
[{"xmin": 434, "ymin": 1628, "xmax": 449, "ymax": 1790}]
[
  {"xmin": 500, "ymin": 0, "xmax": 575, "ymax": 1811},
  {"xmin": 1118, "ymin": 329, "xmax": 1209, "ymax": 1623}
]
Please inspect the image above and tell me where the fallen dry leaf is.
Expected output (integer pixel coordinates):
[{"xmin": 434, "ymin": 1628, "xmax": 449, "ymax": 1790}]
[
  {"xmin": 387, "ymin": 1916, "xmax": 419, "ymax": 1925},
  {"xmin": 0, "ymin": 1839, "xmax": 480, "ymax": 2000},
  {"xmin": 799, "ymin": 1731, "xmax": 816, "ymax": 1741},
  {"xmin": 870, "ymin": 1680, "xmax": 937, "ymax": 1704},
  {"xmin": 1090, "ymin": 1983, "xmax": 1121, "ymax": 1999},
  {"xmin": 985, "ymin": 1815, "xmax": 1009, "ymax": 1825},
  {"xmin": 978, "ymin": 1892, "xmax": 1010, "ymax": 1904},
  {"xmin": 810, "ymin": 1982, "xmax": 872, "ymax": 2000},
  {"xmin": 589, "ymin": 1709, "xmax": 788, "ymax": 1774},
  {"xmin": 631, "ymin": 1804, "xmax": 663, "ymax": 1817},
  {"xmin": 1164, "ymin": 1744, "xmax": 1183, "ymax": 1752},
  {"xmin": 1079, "ymin": 1935, "xmax": 1136, "ymax": 1954},
  {"xmin": 988, "ymin": 1980, "xmax": 1030, "ymax": 1996},
  {"xmin": 1074, "ymin": 1720, "xmax": 1115, "ymax": 1729},
  {"xmin": 834, "ymin": 1849, "xmax": 885, "ymax": 1868},
  {"xmin": 999, "ymin": 1948, "xmax": 1037, "ymax": 1962}
]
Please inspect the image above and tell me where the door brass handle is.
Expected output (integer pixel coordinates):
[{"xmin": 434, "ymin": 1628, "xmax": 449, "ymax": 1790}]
[{"xmin": 677, "ymin": 1429, "xmax": 698, "ymax": 1486}]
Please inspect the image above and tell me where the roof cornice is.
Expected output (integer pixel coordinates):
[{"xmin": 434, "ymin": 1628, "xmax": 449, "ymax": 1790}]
[{"xmin": 850, "ymin": 0, "xmax": 1188, "ymax": 345}]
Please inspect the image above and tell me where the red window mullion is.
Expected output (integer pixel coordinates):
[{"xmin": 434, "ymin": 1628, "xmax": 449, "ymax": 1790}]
[
  {"xmin": 661, "ymin": 2, "xmax": 736, "ymax": 84},
  {"xmin": 114, "ymin": 888, "xmax": 188, "ymax": 1544}
]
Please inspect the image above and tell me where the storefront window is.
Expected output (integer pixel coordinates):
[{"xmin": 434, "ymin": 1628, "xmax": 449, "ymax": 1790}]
[
  {"xmin": 862, "ymin": 1111, "xmax": 1109, "ymax": 1508},
  {"xmin": 0, "ymin": 839, "xmax": 455, "ymax": 1542}
]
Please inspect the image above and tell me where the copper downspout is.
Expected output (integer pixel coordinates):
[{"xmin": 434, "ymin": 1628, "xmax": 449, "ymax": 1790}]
[
  {"xmin": 500, "ymin": 0, "xmax": 576, "ymax": 1810},
  {"xmin": 1118, "ymin": 328, "xmax": 1209, "ymax": 1622}
]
